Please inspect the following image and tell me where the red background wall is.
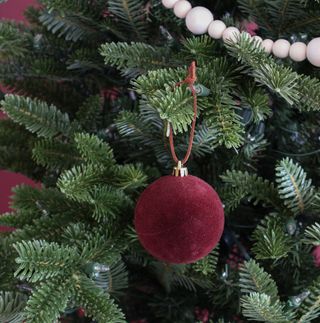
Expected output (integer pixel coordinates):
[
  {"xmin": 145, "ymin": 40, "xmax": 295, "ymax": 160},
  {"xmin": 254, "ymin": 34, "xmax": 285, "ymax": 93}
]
[{"xmin": 0, "ymin": 0, "xmax": 39, "ymax": 215}]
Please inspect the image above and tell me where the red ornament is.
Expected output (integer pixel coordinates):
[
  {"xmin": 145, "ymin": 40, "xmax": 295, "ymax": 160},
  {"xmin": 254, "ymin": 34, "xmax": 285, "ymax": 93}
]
[{"xmin": 134, "ymin": 175, "xmax": 224, "ymax": 264}]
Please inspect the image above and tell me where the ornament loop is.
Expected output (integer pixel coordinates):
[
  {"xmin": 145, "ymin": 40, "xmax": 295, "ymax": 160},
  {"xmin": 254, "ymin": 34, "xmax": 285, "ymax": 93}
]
[
  {"xmin": 169, "ymin": 61, "xmax": 198, "ymax": 167},
  {"xmin": 172, "ymin": 160, "xmax": 188, "ymax": 177}
]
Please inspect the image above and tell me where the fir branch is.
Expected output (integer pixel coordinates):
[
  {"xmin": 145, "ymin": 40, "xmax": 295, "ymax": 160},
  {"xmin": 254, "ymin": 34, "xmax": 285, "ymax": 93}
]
[
  {"xmin": 14, "ymin": 240, "xmax": 79, "ymax": 282},
  {"xmin": 114, "ymin": 164, "xmax": 147, "ymax": 192},
  {"xmin": 85, "ymin": 185, "xmax": 132, "ymax": 223},
  {"xmin": 298, "ymin": 276, "xmax": 320, "ymax": 322},
  {"xmin": 221, "ymin": 170, "xmax": 282, "ymax": 212},
  {"xmin": 74, "ymin": 133, "xmax": 115, "ymax": 167},
  {"xmin": 191, "ymin": 247, "xmax": 219, "ymax": 277},
  {"xmin": 100, "ymin": 42, "xmax": 169, "ymax": 72},
  {"xmin": 252, "ymin": 215, "xmax": 293, "ymax": 260},
  {"xmin": 108, "ymin": 0, "xmax": 149, "ymax": 41},
  {"xmin": 239, "ymin": 259, "xmax": 279, "ymax": 302},
  {"xmin": 57, "ymin": 163, "xmax": 106, "ymax": 202},
  {"xmin": 0, "ymin": 291, "xmax": 26, "ymax": 323},
  {"xmin": 1, "ymin": 95, "xmax": 71, "ymax": 138},
  {"xmin": 32, "ymin": 139, "xmax": 80, "ymax": 170},
  {"xmin": 0, "ymin": 22, "xmax": 30, "ymax": 59},
  {"xmin": 225, "ymin": 33, "xmax": 320, "ymax": 110},
  {"xmin": 241, "ymin": 292, "xmax": 293, "ymax": 322},
  {"xmin": 303, "ymin": 223, "xmax": 320, "ymax": 246},
  {"xmin": 75, "ymin": 95, "xmax": 102, "ymax": 132},
  {"xmin": 24, "ymin": 276, "xmax": 73, "ymax": 323},
  {"xmin": 276, "ymin": 158, "xmax": 315, "ymax": 216},
  {"xmin": 73, "ymin": 273, "xmax": 125, "ymax": 322}
]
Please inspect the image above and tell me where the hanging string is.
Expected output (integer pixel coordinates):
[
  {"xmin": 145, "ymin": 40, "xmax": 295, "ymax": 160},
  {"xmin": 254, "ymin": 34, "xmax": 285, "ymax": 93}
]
[{"xmin": 168, "ymin": 61, "xmax": 198, "ymax": 165}]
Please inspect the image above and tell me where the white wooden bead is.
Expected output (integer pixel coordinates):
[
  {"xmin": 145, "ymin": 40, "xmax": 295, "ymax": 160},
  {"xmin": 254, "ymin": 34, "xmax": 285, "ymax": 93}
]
[
  {"xmin": 272, "ymin": 39, "xmax": 290, "ymax": 58},
  {"xmin": 162, "ymin": 0, "xmax": 179, "ymax": 9},
  {"xmin": 222, "ymin": 27, "xmax": 240, "ymax": 43},
  {"xmin": 173, "ymin": 1, "xmax": 192, "ymax": 18},
  {"xmin": 262, "ymin": 39, "xmax": 274, "ymax": 54},
  {"xmin": 208, "ymin": 20, "xmax": 226, "ymax": 39},
  {"xmin": 289, "ymin": 42, "xmax": 307, "ymax": 62},
  {"xmin": 307, "ymin": 37, "xmax": 320, "ymax": 67},
  {"xmin": 252, "ymin": 36, "xmax": 262, "ymax": 44},
  {"xmin": 185, "ymin": 6, "xmax": 214, "ymax": 35}
]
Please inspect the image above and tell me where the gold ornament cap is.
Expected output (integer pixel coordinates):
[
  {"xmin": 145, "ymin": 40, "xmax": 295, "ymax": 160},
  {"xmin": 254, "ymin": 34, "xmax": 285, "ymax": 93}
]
[{"xmin": 172, "ymin": 161, "xmax": 188, "ymax": 177}]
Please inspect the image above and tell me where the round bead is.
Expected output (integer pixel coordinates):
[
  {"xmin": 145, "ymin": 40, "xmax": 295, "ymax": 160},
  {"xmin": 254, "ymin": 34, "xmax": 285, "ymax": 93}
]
[
  {"xmin": 185, "ymin": 6, "xmax": 214, "ymax": 35},
  {"xmin": 252, "ymin": 35, "xmax": 262, "ymax": 44},
  {"xmin": 173, "ymin": 1, "xmax": 192, "ymax": 18},
  {"xmin": 222, "ymin": 27, "xmax": 240, "ymax": 43},
  {"xmin": 162, "ymin": 0, "xmax": 179, "ymax": 9},
  {"xmin": 262, "ymin": 39, "xmax": 274, "ymax": 54},
  {"xmin": 208, "ymin": 20, "xmax": 226, "ymax": 39},
  {"xmin": 272, "ymin": 39, "xmax": 290, "ymax": 58},
  {"xmin": 289, "ymin": 42, "xmax": 307, "ymax": 62},
  {"xmin": 307, "ymin": 37, "xmax": 320, "ymax": 67}
]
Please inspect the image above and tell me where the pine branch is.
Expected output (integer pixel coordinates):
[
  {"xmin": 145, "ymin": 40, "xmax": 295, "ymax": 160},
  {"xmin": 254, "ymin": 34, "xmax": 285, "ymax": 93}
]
[
  {"xmin": 74, "ymin": 133, "xmax": 115, "ymax": 167},
  {"xmin": 298, "ymin": 276, "xmax": 320, "ymax": 322},
  {"xmin": 73, "ymin": 274, "xmax": 125, "ymax": 322},
  {"xmin": 191, "ymin": 247, "xmax": 219, "ymax": 277},
  {"xmin": 85, "ymin": 185, "xmax": 132, "ymax": 222},
  {"xmin": 100, "ymin": 42, "xmax": 168, "ymax": 72},
  {"xmin": 241, "ymin": 292, "xmax": 293, "ymax": 322},
  {"xmin": 108, "ymin": 0, "xmax": 149, "ymax": 41},
  {"xmin": 14, "ymin": 240, "xmax": 79, "ymax": 282},
  {"xmin": 114, "ymin": 164, "xmax": 147, "ymax": 192},
  {"xmin": 75, "ymin": 95, "xmax": 102, "ymax": 132},
  {"xmin": 225, "ymin": 33, "xmax": 320, "ymax": 110},
  {"xmin": 252, "ymin": 215, "xmax": 293, "ymax": 260},
  {"xmin": 32, "ymin": 139, "xmax": 80, "ymax": 170},
  {"xmin": 1, "ymin": 95, "xmax": 72, "ymax": 138},
  {"xmin": 239, "ymin": 259, "xmax": 279, "ymax": 302},
  {"xmin": 24, "ymin": 276, "xmax": 73, "ymax": 323},
  {"xmin": 0, "ymin": 291, "xmax": 26, "ymax": 323},
  {"xmin": 276, "ymin": 158, "xmax": 315, "ymax": 216},
  {"xmin": 303, "ymin": 223, "xmax": 320, "ymax": 246},
  {"xmin": 57, "ymin": 163, "xmax": 107, "ymax": 202},
  {"xmin": 0, "ymin": 22, "xmax": 30, "ymax": 59},
  {"xmin": 221, "ymin": 170, "xmax": 282, "ymax": 212}
]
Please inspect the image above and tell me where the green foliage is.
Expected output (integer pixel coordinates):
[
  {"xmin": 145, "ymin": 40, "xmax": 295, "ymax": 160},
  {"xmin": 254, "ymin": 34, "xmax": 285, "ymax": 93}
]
[
  {"xmin": 241, "ymin": 292, "xmax": 293, "ymax": 322},
  {"xmin": 0, "ymin": 292, "xmax": 26, "ymax": 323},
  {"xmin": 14, "ymin": 240, "xmax": 79, "ymax": 282},
  {"xmin": 1, "ymin": 95, "xmax": 72, "ymax": 138},
  {"xmin": 191, "ymin": 247, "xmax": 219, "ymax": 277},
  {"xmin": 221, "ymin": 170, "xmax": 281, "ymax": 212},
  {"xmin": 298, "ymin": 277, "xmax": 320, "ymax": 322},
  {"xmin": 239, "ymin": 260, "xmax": 279, "ymax": 302},
  {"xmin": 304, "ymin": 223, "xmax": 320, "ymax": 246},
  {"xmin": 225, "ymin": 33, "xmax": 320, "ymax": 110},
  {"xmin": 252, "ymin": 215, "xmax": 293, "ymax": 260},
  {"xmin": 0, "ymin": 22, "xmax": 29, "ymax": 59},
  {"xmin": 73, "ymin": 274, "xmax": 125, "ymax": 322},
  {"xmin": 24, "ymin": 276, "xmax": 73, "ymax": 323},
  {"xmin": 74, "ymin": 132, "xmax": 115, "ymax": 166},
  {"xmin": 276, "ymin": 158, "xmax": 316, "ymax": 216},
  {"xmin": 100, "ymin": 42, "xmax": 168, "ymax": 72}
]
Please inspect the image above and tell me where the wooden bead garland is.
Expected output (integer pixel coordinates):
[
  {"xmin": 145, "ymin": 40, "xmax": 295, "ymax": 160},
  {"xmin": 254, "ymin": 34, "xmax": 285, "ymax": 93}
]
[{"xmin": 163, "ymin": 1, "xmax": 320, "ymax": 67}]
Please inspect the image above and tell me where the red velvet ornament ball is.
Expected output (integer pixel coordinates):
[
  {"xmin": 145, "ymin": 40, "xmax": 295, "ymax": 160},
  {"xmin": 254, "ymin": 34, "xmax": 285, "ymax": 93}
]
[{"xmin": 134, "ymin": 175, "xmax": 224, "ymax": 264}]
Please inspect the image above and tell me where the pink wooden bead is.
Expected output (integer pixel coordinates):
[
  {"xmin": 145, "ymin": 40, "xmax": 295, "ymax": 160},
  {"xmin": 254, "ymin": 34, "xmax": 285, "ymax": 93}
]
[
  {"xmin": 208, "ymin": 20, "xmax": 226, "ymax": 39},
  {"xmin": 289, "ymin": 42, "xmax": 307, "ymax": 62},
  {"xmin": 185, "ymin": 6, "xmax": 214, "ymax": 35},
  {"xmin": 272, "ymin": 39, "xmax": 290, "ymax": 58},
  {"xmin": 173, "ymin": 1, "xmax": 192, "ymax": 18},
  {"xmin": 262, "ymin": 39, "xmax": 274, "ymax": 54},
  {"xmin": 162, "ymin": 0, "xmax": 179, "ymax": 9},
  {"xmin": 307, "ymin": 37, "xmax": 320, "ymax": 67}
]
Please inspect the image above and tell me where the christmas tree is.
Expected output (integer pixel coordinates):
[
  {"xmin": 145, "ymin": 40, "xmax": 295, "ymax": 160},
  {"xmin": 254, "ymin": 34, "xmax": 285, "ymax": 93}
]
[{"xmin": 1, "ymin": 0, "xmax": 320, "ymax": 322}]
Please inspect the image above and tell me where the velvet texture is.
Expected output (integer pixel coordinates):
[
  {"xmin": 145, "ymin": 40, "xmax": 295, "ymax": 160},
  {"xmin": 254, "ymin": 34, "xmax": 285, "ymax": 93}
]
[{"xmin": 134, "ymin": 175, "xmax": 224, "ymax": 264}]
